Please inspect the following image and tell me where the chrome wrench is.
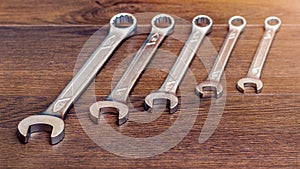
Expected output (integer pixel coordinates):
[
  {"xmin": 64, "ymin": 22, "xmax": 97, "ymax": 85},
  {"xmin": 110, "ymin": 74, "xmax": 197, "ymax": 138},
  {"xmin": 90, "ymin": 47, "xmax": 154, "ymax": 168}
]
[
  {"xmin": 195, "ymin": 16, "xmax": 246, "ymax": 98},
  {"xmin": 144, "ymin": 15, "xmax": 213, "ymax": 113},
  {"xmin": 89, "ymin": 14, "xmax": 175, "ymax": 125},
  {"xmin": 17, "ymin": 13, "xmax": 137, "ymax": 144},
  {"xmin": 237, "ymin": 16, "xmax": 281, "ymax": 93}
]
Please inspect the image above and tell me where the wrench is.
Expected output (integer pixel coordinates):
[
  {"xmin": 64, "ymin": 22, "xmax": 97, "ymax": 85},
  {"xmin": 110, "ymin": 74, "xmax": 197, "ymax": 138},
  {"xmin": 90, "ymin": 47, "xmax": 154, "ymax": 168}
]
[
  {"xmin": 195, "ymin": 16, "xmax": 246, "ymax": 98},
  {"xmin": 144, "ymin": 15, "xmax": 213, "ymax": 113},
  {"xmin": 17, "ymin": 13, "xmax": 137, "ymax": 144},
  {"xmin": 89, "ymin": 14, "xmax": 175, "ymax": 125},
  {"xmin": 237, "ymin": 16, "xmax": 281, "ymax": 93}
]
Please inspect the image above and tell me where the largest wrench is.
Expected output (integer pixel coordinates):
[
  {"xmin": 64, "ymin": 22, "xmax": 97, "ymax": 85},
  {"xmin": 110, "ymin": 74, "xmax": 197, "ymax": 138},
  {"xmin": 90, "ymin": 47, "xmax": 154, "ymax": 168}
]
[
  {"xmin": 89, "ymin": 14, "xmax": 175, "ymax": 125},
  {"xmin": 195, "ymin": 16, "xmax": 246, "ymax": 98},
  {"xmin": 17, "ymin": 13, "xmax": 137, "ymax": 144}
]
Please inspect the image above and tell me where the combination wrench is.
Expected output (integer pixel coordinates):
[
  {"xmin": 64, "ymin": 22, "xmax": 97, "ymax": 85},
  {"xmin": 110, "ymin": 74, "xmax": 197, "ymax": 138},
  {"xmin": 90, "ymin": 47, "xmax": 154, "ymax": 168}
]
[
  {"xmin": 144, "ymin": 15, "xmax": 213, "ymax": 113},
  {"xmin": 17, "ymin": 13, "xmax": 137, "ymax": 144},
  {"xmin": 89, "ymin": 14, "xmax": 175, "ymax": 125},
  {"xmin": 195, "ymin": 16, "xmax": 246, "ymax": 98},
  {"xmin": 237, "ymin": 16, "xmax": 281, "ymax": 93}
]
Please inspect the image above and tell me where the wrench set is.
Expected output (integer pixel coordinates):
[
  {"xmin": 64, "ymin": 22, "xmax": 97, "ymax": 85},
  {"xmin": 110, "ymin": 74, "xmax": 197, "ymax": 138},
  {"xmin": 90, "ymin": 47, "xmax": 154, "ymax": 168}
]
[{"xmin": 17, "ymin": 13, "xmax": 281, "ymax": 144}]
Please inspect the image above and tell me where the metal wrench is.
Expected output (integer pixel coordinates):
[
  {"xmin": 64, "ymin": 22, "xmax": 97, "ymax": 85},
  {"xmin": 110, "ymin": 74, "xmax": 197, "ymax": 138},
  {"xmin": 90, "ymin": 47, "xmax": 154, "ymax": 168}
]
[
  {"xmin": 144, "ymin": 15, "xmax": 212, "ymax": 113},
  {"xmin": 237, "ymin": 16, "xmax": 281, "ymax": 93},
  {"xmin": 195, "ymin": 16, "xmax": 246, "ymax": 98},
  {"xmin": 17, "ymin": 13, "xmax": 137, "ymax": 144},
  {"xmin": 89, "ymin": 14, "xmax": 175, "ymax": 125}
]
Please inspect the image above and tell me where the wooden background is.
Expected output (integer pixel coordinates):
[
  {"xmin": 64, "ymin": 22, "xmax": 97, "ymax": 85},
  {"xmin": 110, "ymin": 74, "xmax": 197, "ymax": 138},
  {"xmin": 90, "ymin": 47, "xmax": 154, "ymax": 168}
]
[{"xmin": 1, "ymin": 0, "xmax": 299, "ymax": 168}]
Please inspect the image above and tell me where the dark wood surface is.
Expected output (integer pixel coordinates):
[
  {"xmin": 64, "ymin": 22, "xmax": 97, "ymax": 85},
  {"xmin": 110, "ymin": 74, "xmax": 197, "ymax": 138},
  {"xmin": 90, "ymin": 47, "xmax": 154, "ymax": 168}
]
[{"xmin": 1, "ymin": 0, "xmax": 299, "ymax": 168}]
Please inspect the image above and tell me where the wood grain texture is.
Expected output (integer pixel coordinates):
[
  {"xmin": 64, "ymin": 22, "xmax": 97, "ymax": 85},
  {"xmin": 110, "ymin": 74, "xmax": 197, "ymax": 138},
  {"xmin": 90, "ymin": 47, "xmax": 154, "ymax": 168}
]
[
  {"xmin": 0, "ymin": 0, "xmax": 299, "ymax": 25},
  {"xmin": 0, "ymin": 0, "xmax": 299, "ymax": 168}
]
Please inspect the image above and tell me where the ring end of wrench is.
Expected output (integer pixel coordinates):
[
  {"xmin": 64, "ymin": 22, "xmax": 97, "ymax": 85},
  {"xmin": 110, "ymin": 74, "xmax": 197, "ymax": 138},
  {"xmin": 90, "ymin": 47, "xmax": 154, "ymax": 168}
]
[
  {"xmin": 195, "ymin": 81, "xmax": 224, "ymax": 98},
  {"xmin": 237, "ymin": 77, "xmax": 263, "ymax": 94},
  {"xmin": 229, "ymin": 16, "xmax": 247, "ymax": 32},
  {"xmin": 265, "ymin": 16, "xmax": 281, "ymax": 32},
  {"xmin": 89, "ymin": 101, "xmax": 129, "ymax": 126},
  {"xmin": 17, "ymin": 115, "xmax": 65, "ymax": 145},
  {"xmin": 144, "ymin": 92, "xmax": 179, "ymax": 114},
  {"xmin": 151, "ymin": 14, "xmax": 175, "ymax": 36},
  {"xmin": 110, "ymin": 13, "xmax": 137, "ymax": 37},
  {"xmin": 192, "ymin": 15, "xmax": 213, "ymax": 34}
]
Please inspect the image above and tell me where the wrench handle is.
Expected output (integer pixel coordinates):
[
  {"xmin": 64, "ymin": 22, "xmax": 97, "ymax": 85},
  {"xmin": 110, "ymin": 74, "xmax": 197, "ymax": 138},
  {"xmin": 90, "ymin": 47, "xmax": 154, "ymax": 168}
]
[
  {"xmin": 44, "ymin": 13, "xmax": 138, "ymax": 118},
  {"xmin": 207, "ymin": 29, "xmax": 241, "ymax": 82},
  {"xmin": 108, "ymin": 32, "xmax": 167, "ymax": 103},
  {"xmin": 159, "ymin": 19, "xmax": 211, "ymax": 94},
  {"xmin": 46, "ymin": 28, "xmax": 133, "ymax": 118},
  {"xmin": 207, "ymin": 16, "xmax": 246, "ymax": 82},
  {"xmin": 247, "ymin": 17, "xmax": 281, "ymax": 79}
]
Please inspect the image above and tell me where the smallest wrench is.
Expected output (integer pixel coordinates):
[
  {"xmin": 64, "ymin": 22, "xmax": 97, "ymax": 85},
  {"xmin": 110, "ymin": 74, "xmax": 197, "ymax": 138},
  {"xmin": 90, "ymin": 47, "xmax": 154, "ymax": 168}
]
[
  {"xmin": 237, "ymin": 16, "xmax": 281, "ymax": 93},
  {"xmin": 195, "ymin": 16, "xmax": 246, "ymax": 98},
  {"xmin": 144, "ymin": 15, "xmax": 213, "ymax": 113}
]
